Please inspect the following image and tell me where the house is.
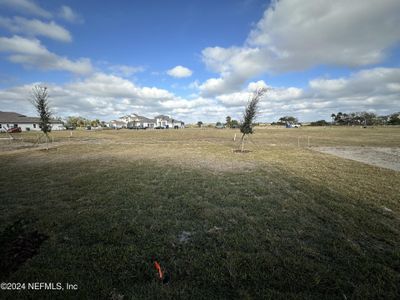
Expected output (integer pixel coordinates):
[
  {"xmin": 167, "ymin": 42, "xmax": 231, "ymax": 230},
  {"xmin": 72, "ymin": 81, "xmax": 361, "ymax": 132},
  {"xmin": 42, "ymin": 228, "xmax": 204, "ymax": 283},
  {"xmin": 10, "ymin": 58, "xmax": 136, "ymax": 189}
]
[
  {"xmin": 126, "ymin": 114, "xmax": 156, "ymax": 129},
  {"xmin": 0, "ymin": 111, "xmax": 64, "ymax": 132},
  {"xmin": 110, "ymin": 113, "xmax": 185, "ymax": 129},
  {"xmin": 154, "ymin": 115, "xmax": 185, "ymax": 129},
  {"xmin": 108, "ymin": 120, "xmax": 126, "ymax": 129}
]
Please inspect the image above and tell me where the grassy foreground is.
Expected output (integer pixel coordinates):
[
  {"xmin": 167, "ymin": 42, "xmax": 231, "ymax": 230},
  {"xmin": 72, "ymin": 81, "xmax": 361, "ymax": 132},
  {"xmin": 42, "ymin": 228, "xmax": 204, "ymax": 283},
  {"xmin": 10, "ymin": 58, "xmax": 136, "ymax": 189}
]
[{"xmin": 0, "ymin": 127, "xmax": 399, "ymax": 299}]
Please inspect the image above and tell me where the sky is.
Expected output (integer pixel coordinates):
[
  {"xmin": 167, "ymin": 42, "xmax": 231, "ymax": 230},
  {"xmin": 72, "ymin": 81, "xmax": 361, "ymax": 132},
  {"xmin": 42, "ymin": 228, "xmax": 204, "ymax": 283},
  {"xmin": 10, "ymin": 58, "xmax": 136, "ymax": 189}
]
[{"xmin": 0, "ymin": 0, "xmax": 399, "ymax": 123}]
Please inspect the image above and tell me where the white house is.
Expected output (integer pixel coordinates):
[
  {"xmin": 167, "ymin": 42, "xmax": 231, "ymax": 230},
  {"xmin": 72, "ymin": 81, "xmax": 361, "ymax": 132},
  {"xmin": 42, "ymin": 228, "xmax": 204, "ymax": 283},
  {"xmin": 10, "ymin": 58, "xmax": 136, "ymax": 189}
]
[
  {"xmin": 108, "ymin": 120, "xmax": 126, "ymax": 129},
  {"xmin": 154, "ymin": 115, "xmax": 185, "ymax": 128},
  {"xmin": 0, "ymin": 111, "xmax": 64, "ymax": 132},
  {"xmin": 125, "ymin": 114, "xmax": 156, "ymax": 128},
  {"xmin": 110, "ymin": 113, "xmax": 185, "ymax": 129}
]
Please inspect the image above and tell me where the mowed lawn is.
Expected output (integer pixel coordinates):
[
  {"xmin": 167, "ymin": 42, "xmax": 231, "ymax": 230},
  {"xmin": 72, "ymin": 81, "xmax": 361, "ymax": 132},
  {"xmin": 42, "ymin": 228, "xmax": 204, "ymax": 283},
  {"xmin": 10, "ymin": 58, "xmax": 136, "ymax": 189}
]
[{"xmin": 0, "ymin": 127, "xmax": 399, "ymax": 299}]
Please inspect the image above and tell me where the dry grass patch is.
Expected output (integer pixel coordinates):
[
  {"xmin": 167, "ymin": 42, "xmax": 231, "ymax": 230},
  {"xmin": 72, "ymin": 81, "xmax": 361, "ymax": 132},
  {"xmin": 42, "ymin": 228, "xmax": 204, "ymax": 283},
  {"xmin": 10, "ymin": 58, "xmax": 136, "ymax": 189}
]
[{"xmin": 1, "ymin": 127, "xmax": 400, "ymax": 299}]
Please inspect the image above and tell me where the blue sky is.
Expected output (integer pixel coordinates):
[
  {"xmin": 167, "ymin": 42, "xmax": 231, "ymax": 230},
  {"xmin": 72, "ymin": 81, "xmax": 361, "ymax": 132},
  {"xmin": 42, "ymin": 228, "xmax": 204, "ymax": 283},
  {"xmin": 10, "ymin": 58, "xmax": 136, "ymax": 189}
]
[{"xmin": 0, "ymin": 0, "xmax": 399, "ymax": 123}]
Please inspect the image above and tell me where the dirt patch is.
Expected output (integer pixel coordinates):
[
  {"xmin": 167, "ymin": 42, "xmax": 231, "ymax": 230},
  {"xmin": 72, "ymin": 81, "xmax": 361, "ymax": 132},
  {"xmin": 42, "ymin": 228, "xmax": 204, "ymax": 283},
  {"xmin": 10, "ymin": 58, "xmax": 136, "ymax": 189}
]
[
  {"xmin": 313, "ymin": 147, "xmax": 400, "ymax": 171},
  {"xmin": 0, "ymin": 219, "xmax": 48, "ymax": 278},
  {"xmin": 233, "ymin": 149, "xmax": 252, "ymax": 153}
]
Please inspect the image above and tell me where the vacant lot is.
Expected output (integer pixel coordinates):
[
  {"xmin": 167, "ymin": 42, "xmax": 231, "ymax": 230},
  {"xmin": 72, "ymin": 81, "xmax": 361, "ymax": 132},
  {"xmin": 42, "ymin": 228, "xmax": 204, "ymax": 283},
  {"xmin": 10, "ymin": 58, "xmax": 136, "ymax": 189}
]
[{"xmin": 1, "ymin": 127, "xmax": 399, "ymax": 299}]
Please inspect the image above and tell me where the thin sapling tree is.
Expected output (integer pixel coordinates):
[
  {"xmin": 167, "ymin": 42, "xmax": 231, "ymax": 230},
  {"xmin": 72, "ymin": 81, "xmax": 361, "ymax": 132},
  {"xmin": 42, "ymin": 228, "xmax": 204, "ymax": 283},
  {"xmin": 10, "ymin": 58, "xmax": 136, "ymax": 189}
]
[
  {"xmin": 31, "ymin": 85, "xmax": 52, "ymax": 150},
  {"xmin": 239, "ymin": 88, "xmax": 267, "ymax": 152}
]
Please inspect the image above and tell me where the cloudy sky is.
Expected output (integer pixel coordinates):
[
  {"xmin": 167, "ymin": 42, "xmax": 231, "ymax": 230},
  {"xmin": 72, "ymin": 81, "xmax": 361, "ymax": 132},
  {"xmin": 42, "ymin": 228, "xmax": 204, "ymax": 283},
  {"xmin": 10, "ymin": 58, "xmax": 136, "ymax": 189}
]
[{"xmin": 0, "ymin": 0, "xmax": 399, "ymax": 123}]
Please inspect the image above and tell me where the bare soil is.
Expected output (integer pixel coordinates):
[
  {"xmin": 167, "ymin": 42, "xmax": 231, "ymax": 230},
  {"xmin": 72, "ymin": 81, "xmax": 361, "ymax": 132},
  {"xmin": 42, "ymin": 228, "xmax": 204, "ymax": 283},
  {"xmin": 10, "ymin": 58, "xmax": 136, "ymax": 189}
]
[{"xmin": 313, "ymin": 147, "xmax": 400, "ymax": 171}]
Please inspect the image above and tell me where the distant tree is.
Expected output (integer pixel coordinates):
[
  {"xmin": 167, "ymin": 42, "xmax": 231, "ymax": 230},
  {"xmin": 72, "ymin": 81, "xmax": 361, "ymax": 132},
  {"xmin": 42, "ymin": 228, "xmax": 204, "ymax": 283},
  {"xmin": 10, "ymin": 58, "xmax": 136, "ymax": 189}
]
[
  {"xmin": 388, "ymin": 112, "xmax": 400, "ymax": 125},
  {"xmin": 331, "ymin": 113, "xmax": 336, "ymax": 125},
  {"xmin": 77, "ymin": 118, "xmax": 86, "ymax": 127},
  {"xmin": 231, "ymin": 119, "xmax": 239, "ymax": 128},
  {"xmin": 66, "ymin": 116, "xmax": 78, "ymax": 128},
  {"xmin": 239, "ymin": 88, "xmax": 267, "ymax": 152},
  {"xmin": 310, "ymin": 120, "xmax": 329, "ymax": 126},
  {"xmin": 332, "ymin": 111, "xmax": 382, "ymax": 126},
  {"xmin": 30, "ymin": 85, "xmax": 52, "ymax": 149},
  {"xmin": 216, "ymin": 121, "xmax": 222, "ymax": 126},
  {"xmin": 197, "ymin": 121, "xmax": 203, "ymax": 128},
  {"xmin": 278, "ymin": 116, "xmax": 298, "ymax": 125},
  {"xmin": 90, "ymin": 119, "xmax": 100, "ymax": 127},
  {"xmin": 226, "ymin": 116, "xmax": 232, "ymax": 128},
  {"xmin": 360, "ymin": 112, "xmax": 377, "ymax": 126}
]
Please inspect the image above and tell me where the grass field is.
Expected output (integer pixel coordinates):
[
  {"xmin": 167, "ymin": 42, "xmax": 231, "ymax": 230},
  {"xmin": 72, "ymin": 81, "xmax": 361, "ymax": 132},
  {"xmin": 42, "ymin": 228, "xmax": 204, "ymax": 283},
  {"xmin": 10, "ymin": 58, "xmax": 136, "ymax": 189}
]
[{"xmin": 1, "ymin": 127, "xmax": 399, "ymax": 299}]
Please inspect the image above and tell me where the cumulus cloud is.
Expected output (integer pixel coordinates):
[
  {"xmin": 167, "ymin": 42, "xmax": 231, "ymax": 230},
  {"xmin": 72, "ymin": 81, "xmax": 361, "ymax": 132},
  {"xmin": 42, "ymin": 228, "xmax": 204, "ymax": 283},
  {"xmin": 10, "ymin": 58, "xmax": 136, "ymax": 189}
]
[
  {"xmin": 0, "ymin": 35, "xmax": 93, "ymax": 74},
  {"xmin": 0, "ymin": 73, "xmax": 225, "ymax": 122},
  {"xmin": 308, "ymin": 68, "xmax": 400, "ymax": 105},
  {"xmin": 0, "ymin": 0, "xmax": 52, "ymax": 18},
  {"xmin": 213, "ymin": 68, "xmax": 400, "ymax": 121},
  {"xmin": 59, "ymin": 5, "xmax": 83, "ymax": 23},
  {"xmin": 215, "ymin": 80, "xmax": 302, "ymax": 108},
  {"xmin": 167, "ymin": 65, "xmax": 193, "ymax": 78},
  {"xmin": 66, "ymin": 73, "xmax": 174, "ymax": 99},
  {"xmin": 0, "ymin": 68, "xmax": 398, "ymax": 123},
  {"xmin": 200, "ymin": 0, "xmax": 400, "ymax": 96},
  {"xmin": 108, "ymin": 65, "xmax": 145, "ymax": 77},
  {"xmin": 0, "ymin": 16, "xmax": 72, "ymax": 42}
]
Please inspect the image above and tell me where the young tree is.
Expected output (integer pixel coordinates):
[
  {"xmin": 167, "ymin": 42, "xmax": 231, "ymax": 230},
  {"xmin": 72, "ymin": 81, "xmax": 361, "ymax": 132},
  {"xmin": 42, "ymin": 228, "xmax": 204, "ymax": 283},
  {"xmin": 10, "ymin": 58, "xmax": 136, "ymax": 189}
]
[
  {"xmin": 31, "ymin": 85, "xmax": 52, "ymax": 149},
  {"xmin": 239, "ymin": 88, "xmax": 267, "ymax": 152},
  {"xmin": 197, "ymin": 121, "xmax": 203, "ymax": 128},
  {"xmin": 226, "ymin": 116, "xmax": 232, "ymax": 128}
]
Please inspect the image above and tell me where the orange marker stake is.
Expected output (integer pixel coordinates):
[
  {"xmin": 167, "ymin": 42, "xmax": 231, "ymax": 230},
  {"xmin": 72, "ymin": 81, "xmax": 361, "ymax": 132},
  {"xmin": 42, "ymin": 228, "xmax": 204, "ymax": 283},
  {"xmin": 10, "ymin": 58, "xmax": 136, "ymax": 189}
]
[{"xmin": 154, "ymin": 261, "xmax": 163, "ymax": 279}]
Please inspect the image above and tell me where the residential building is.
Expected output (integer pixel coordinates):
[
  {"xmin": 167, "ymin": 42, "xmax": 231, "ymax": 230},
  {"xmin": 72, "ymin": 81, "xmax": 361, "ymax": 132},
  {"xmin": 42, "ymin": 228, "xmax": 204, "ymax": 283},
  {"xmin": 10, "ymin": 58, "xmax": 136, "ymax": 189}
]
[
  {"xmin": 0, "ymin": 111, "xmax": 64, "ymax": 132},
  {"xmin": 110, "ymin": 113, "xmax": 185, "ymax": 129},
  {"xmin": 154, "ymin": 115, "xmax": 185, "ymax": 128}
]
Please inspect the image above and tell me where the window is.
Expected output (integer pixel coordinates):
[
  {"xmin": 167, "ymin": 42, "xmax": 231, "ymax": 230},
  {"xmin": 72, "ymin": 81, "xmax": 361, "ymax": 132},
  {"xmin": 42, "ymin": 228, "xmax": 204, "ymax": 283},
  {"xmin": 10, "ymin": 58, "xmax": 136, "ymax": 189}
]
[
  {"xmin": 14, "ymin": 124, "xmax": 18, "ymax": 128},
  {"xmin": 33, "ymin": 124, "xmax": 37, "ymax": 128},
  {"xmin": 0, "ymin": 124, "xmax": 2, "ymax": 128}
]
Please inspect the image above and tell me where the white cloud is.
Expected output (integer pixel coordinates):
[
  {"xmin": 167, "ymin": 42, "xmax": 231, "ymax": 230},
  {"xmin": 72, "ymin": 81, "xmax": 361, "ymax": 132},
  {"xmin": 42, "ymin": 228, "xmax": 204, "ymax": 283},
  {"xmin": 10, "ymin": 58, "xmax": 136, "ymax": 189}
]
[
  {"xmin": 0, "ymin": 68, "xmax": 398, "ymax": 123},
  {"xmin": 160, "ymin": 97, "xmax": 213, "ymax": 110},
  {"xmin": 309, "ymin": 68, "xmax": 400, "ymax": 99},
  {"xmin": 167, "ymin": 65, "xmax": 193, "ymax": 78},
  {"xmin": 200, "ymin": 0, "xmax": 400, "ymax": 96},
  {"xmin": 215, "ymin": 80, "xmax": 302, "ymax": 108},
  {"xmin": 212, "ymin": 68, "xmax": 400, "ymax": 121},
  {"xmin": 0, "ymin": 73, "xmax": 225, "ymax": 122},
  {"xmin": 0, "ymin": 35, "xmax": 93, "ymax": 74},
  {"xmin": 0, "ymin": 0, "xmax": 52, "ymax": 18},
  {"xmin": 0, "ymin": 16, "xmax": 72, "ymax": 42},
  {"xmin": 108, "ymin": 65, "xmax": 145, "ymax": 77},
  {"xmin": 64, "ymin": 73, "xmax": 175, "ymax": 103},
  {"xmin": 59, "ymin": 5, "xmax": 83, "ymax": 23}
]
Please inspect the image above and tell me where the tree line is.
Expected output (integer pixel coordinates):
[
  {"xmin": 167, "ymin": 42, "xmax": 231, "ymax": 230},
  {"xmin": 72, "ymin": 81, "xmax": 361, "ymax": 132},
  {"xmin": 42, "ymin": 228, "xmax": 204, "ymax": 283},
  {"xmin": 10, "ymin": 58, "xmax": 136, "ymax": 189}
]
[
  {"xmin": 330, "ymin": 112, "xmax": 400, "ymax": 126},
  {"xmin": 65, "ymin": 116, "xmax": 107, "ymax": 128},
  {"xmin": 198, "ymin": 111, "xmax": 399, "ymax": 127}
]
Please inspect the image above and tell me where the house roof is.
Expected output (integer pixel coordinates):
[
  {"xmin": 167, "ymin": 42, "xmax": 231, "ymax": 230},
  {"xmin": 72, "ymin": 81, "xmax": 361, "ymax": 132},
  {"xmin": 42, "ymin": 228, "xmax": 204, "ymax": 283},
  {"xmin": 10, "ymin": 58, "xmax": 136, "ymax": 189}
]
[
  {"xmin": 155, "ymin": 114, "xmax": 184, "ymax": 123},
  {"xmin": 126, "ymin": 113, "xmax": 155, "ymax": 123},
  {"xmin": 139, "ymin": 117, "xmax": 155, "ymax": 123},
  {"xmin": 0, "ymin": 111, "xmax": 62, "ymax": 124},
  {"xmin": 110, "ymin": 120, "xmax": 126, "ymax": 125}
]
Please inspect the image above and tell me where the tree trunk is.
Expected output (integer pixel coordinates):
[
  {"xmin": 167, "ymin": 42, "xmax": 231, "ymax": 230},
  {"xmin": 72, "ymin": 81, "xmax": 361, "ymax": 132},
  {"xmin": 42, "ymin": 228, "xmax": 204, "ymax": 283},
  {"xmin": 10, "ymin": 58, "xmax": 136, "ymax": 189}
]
[
  {"xmin": 241, "ymin": 133, "xmax": 246, "ymax": 152},
  {"xmin": 45, "ymin": 133, "xmax": 49, "ymax": 150}
]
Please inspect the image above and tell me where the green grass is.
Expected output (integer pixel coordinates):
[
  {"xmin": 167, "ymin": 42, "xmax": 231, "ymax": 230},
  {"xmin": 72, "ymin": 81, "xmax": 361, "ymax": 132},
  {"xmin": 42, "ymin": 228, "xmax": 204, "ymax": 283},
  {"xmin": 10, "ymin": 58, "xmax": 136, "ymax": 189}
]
[{"xmin": 0, "ymin": 127, "xmax": 399, "ymax": 299}]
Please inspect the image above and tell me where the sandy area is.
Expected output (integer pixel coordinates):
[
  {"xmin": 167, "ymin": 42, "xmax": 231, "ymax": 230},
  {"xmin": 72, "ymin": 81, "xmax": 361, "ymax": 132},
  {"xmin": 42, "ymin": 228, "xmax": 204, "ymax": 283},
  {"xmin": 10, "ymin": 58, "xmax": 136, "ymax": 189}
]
[{"xmin": 314, "ymin": 147, "xmax": 400, "ymax": 172}]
